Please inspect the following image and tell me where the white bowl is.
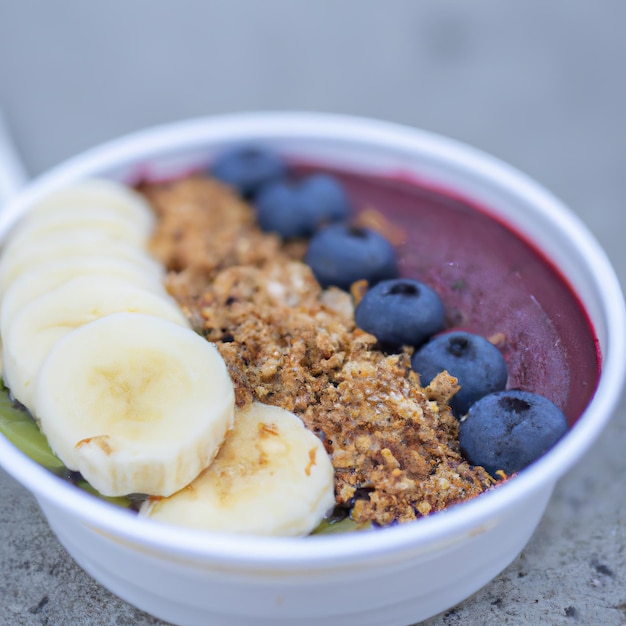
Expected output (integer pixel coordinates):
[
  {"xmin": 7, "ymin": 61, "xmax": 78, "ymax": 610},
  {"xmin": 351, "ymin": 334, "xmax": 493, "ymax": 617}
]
[{"xmin": 0, "ymin": 112, "xmax": 624, "ymax": 626}]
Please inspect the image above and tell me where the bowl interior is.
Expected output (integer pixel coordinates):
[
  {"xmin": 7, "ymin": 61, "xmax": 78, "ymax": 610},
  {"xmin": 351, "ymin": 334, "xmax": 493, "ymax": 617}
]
[{"xmin": 0, "ymin": 112, "xmax": 624, "ymax": 568}]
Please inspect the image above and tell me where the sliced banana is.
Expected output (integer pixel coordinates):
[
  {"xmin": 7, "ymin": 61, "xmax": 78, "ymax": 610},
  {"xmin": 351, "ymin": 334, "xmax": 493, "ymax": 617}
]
[
  {"xmin": 34, "ymin": 313, "xmax": 234, "ymax": 497},
  {"xmin": 2, "ymin": 275, "xmax": 189, "ymax": 410},
  {"xmin": 1, "ymin": 256, "xmax": 167, "ymax": 338},
  {"xmin": 27, "ymin": 178, "xmax": 156, "ymax": 234},
  {"xmin": 3, "ymin": 207, "xmax": 150, "ymax": 253},
  {"xmin": 140, "ymin": 401, "xmax": 335, "ymax": 536},
  {"xmin": 0, "ymin": 229, "xmax": 163, "ymax": 297}
]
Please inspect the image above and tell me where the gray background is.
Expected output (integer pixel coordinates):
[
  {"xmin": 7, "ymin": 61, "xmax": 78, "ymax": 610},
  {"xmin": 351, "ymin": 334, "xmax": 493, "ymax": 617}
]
[{"xmin": 1, "ymin": 2, "xmax": 625, "ymax": 625}]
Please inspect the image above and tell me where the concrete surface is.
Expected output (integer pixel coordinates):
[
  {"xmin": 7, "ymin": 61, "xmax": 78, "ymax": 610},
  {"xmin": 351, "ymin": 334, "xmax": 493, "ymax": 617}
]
[{"xmin": 0, "ymin": 2, "xmax": 625, "ymax": 624}]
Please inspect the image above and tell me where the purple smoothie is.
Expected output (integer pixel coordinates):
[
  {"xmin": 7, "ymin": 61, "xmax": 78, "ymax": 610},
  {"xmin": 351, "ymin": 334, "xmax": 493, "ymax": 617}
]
[{"xmin": 294, "ymin": 164, "xmax": 600, "ymax": 426}]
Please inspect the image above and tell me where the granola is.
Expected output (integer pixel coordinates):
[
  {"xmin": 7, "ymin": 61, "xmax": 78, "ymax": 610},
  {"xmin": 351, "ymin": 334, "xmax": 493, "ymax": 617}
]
[{"xmin": 141, "ymin": 175, "xmax": 494, "ymax": 526}]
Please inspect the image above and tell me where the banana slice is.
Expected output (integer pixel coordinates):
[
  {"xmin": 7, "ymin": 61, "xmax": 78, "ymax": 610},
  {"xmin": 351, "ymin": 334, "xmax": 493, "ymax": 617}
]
[
  {"xmin": 2, "ymin": 275, "xmax": 189, "ymax": 410},
  {"xmin": 34, "ymin": 313, "xmax": 234, "ymax": 497},
  {"xmin": 27, "ymin": 178, "xmax": 156, "ymax": 234},
  {"xmin": 3, "ymin": 208, "xmax": 150, "ymax": 254},
  {"xmin": 1, "ymin": 256, "xmax": 167, "ymax": 338},
  {"xmin": 0, "ymin": 230, "xmax": 163, "ymax": 297},
  {"xmin": 140, "ymin": 401, "xmax": 335, "ymax": 536}
]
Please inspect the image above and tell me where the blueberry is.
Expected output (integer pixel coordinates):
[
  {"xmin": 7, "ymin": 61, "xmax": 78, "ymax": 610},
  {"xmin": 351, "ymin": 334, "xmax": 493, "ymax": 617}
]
[
  {"xmin": 355, "ymin": 279, "xmax": 444, "ymax": 351},
  {"xmin": 411, "ymin": 331, "xmax": 507, "ymax": 416},
  {"xmin": 255, "ymin": 174, "xmax": 351, "ymax": 238},
  {"xmin": 459, "ymin": 389, "xmax": 568, "ymax": 476},
  {"xmin": 305, "ymin": 224, "xmax": 398, "ymax": 291},
  {"xmin": 211, "ymin": 145, "xmax": 287, "ymax": 198}
]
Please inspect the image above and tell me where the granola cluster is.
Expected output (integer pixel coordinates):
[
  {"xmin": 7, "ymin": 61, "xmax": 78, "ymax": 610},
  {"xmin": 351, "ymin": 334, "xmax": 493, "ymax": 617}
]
[{"xmin": 141, "ymin": 175, "xmax": 494, "ymax": 526}]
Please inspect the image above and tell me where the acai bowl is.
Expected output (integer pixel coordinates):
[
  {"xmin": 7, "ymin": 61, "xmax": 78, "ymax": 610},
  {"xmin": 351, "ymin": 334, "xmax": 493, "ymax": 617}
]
[{"xmin": 0, "ymin": 112, "xmax": 623, "ymax": 626}]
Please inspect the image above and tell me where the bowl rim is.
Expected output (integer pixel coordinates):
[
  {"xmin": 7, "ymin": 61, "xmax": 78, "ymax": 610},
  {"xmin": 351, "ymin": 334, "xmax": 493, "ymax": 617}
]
[{"xmin": 0, "ymin": 111, "xmax": 624, "ymax": 568}]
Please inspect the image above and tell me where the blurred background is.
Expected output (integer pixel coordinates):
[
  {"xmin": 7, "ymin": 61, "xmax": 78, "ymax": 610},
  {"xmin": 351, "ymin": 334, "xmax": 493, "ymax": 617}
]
[
  {"xmin": 0, "ymin": 1, "xmax": 625, "ymax": 288},
  {"xmin": 1, "ymin": 2, "xmax": 625, "ymax": 625}
]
